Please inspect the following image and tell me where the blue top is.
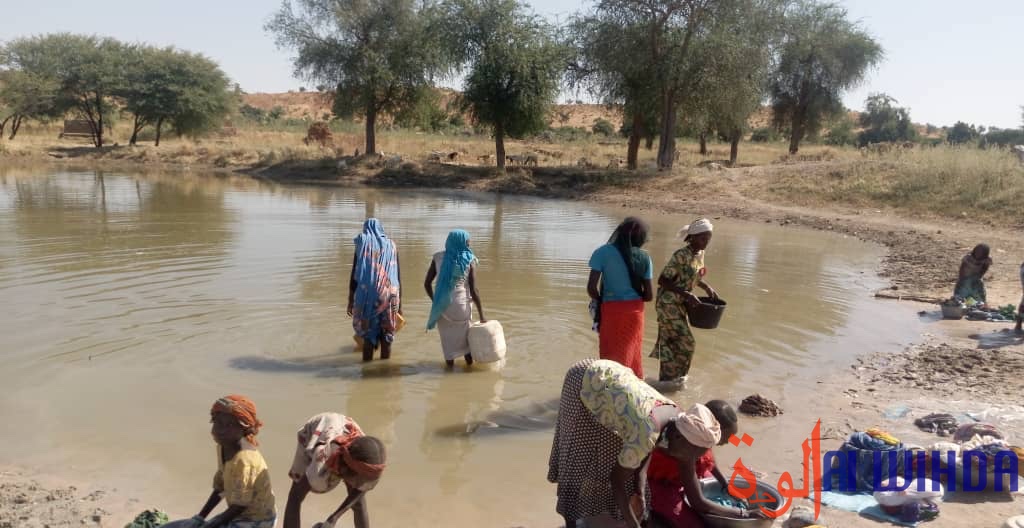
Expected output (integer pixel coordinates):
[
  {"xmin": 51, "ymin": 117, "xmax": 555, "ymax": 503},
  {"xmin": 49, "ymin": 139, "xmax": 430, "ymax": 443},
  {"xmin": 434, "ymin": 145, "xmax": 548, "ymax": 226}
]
[{"xmin": 589, "ymin": 243, "xmax": 653, "ymax": 302}]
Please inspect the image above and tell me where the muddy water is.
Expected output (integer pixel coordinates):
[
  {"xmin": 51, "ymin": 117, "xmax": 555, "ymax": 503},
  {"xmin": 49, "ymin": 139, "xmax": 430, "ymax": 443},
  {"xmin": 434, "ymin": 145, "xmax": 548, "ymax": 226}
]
[{"xmin": 0, "ymin": 169, "xmax": 923, "ymax": 527}]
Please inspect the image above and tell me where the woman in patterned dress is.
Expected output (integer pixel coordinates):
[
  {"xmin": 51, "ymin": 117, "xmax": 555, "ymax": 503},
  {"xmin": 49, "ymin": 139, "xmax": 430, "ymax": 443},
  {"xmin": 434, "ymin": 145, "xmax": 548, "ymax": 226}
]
[
  {"xmin": 650, "ymin": 219, "xmax": 719, "ymax": 382},
  {"xmin": 547, "ymin": 359, "xmax": 759, "ymax": 528}
]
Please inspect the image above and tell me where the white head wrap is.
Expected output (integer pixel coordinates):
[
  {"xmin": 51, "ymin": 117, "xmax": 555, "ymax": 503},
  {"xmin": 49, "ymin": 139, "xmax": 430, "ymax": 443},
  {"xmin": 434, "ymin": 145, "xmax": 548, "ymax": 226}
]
[
  {"xmin": 674, "ymin": 403, "xmax": 721, "ymax": 448},
  {"xmin": 678, "ymin": 218, "xmax": 714, "ymax": 239}
]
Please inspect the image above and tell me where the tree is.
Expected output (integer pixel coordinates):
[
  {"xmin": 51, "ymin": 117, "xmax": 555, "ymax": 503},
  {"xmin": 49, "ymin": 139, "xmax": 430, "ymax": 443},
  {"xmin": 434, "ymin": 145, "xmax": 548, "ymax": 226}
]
[
  {"xmin": 267, "ymin": 0, "xmax": 449, "ymax": 155},
  {"xmin": 677, "ymin": 0, "xmax": 784, "ymax": 165},
  {"xmin": 444, "ymin": 0, "xmax": 565, "ymax": 168},
  {"xmin": 119, "ymin": 46, "xmax": 233, "ymax": 145},
  {"xmin": 857, "ymin": 93, "xmax": 916, "ymax": 146},
  {"xmin": 946, "ymin": 121, "xmax": 977, "ymax": 145},
  {"xmin": 4, "ymin": 34, "xmax": 127, "ymax": 147},
  {"xmin": 568, "ymin": 14, "xmax": 659, "ymax": 169},
  {"xmin": 0, "ymin": 69, "xmax": 64, "ymax": 140},
  {"xmin": 769, "ymin": 1, "xmax": 882, "ymax": 154},
  {"xmin": 592, "ymin": 118, "xmax": 615, "ymax": 136},
  {"xmin": 823, "ymin": 113, "xmax": 856, "ymax": 146}
]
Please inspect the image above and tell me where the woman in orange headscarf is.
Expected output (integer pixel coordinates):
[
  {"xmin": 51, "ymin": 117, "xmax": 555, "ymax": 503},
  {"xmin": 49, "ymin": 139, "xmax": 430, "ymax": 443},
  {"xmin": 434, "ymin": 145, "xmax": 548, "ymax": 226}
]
[
  {"xmin": 162, "ymin": 395, "xmax": 276, "ymax": 528},
  {"xmin": 284, "ymin": 413, "xmax": 387, "ymax": 528}
]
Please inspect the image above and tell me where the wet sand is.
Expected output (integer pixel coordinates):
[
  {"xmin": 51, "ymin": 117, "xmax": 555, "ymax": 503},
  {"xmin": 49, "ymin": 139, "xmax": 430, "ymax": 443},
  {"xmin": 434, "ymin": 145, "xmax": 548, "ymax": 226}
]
[{"xmin": 2, "ymin": 167, "xmax": 1022, "ymax": 527}]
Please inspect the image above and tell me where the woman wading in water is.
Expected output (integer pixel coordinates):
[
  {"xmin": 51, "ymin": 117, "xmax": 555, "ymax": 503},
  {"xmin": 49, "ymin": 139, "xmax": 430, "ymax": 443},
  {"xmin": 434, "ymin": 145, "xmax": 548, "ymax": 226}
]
[
  {"xmin": 650, "ymin": 219, "xmax": 718, "ymax": 382},
  {"xmin": 425, "ymin": 229, "xmax": 486, "ymax": 367},
  {"xmin": 587, "ymin": 217, "xmax": 654, "ymax": 377},
  {"xmin": 348, "ymin": 218, "xmax": 401, "ymax": 361}
]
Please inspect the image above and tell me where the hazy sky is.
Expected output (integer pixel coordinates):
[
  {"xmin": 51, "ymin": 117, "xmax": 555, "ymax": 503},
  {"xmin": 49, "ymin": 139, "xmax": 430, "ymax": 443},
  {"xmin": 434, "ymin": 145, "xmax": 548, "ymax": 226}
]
[{"xmin": 3, "ymin": 0, "xmax": 1022, "ymax": 128}]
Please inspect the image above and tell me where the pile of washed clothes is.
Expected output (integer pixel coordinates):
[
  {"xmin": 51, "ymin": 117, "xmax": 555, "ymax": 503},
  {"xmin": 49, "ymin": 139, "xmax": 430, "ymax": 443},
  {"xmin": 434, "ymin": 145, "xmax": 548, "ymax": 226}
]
[{"xmin": 826, "ymin": 422, "xmax": 1024, "ymax": 524}]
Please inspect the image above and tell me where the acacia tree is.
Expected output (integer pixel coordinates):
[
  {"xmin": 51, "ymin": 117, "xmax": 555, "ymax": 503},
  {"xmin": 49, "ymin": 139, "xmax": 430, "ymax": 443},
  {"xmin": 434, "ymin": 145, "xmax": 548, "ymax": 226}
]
[
  {"xmin": 769, "ymin": 1, "xmax": 882, "ymax": 154},
  {"xmin": 119, "ymin": 46, "xmax": 232, "ymax": 145},
  {"xmin": 5, "ymin": 34, "xmax": 126, "ymax": 147},
  {"xmin": 679, "ymin": 0, "xmax": 783, "ymax": 165},
  {"xmin": 568, "ymin": 16, "xmax": 658, "ymax": 169},
  {"xmin": 857, "ymin": 93, "xmax": 916, "ymax": 146},
  {"xmin": 0, "ymin": 69, "xmax": 64, "ymax": 140},
  {"xmin": 444, "ymin": 0, "xmax": 565, "ymax": 168},
  {"xmin": 267, "ymin": 0, "xmax": 448, "ymax": 155}
]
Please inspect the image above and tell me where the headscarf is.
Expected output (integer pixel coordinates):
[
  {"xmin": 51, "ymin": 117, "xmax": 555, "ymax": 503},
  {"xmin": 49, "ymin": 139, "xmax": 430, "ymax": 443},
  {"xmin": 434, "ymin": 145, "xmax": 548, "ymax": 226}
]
[
  {"xmin": 678, "ymin": 218, "xmax": 713, "ymax": 239},
  {"xmin": 211, "ymin": 395, "xmax": 263, "ymax": 446},
  {"xmin": 427, "ymin": 229, "xmax": 476, "ymax": 330},
  {"xmin": 607, "ymin": 217, "xmax": 649, "ymax": 297},
  {"xmin": 325, "ymin": 416, "xmax": 387, "ymax": 480},
  {"xmin": 674, "ymin": 403, "xmax": 721, "ymax": 448},
  {"xmin": 352, "ymin": 218, "xmax": 399, "ymax": 344}
]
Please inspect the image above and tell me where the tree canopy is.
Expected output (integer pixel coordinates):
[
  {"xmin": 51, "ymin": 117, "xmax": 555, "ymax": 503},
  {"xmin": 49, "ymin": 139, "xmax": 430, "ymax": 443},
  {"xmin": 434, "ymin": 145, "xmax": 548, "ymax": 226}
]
[
  {"xmin": 267, "ymin": 0, "xmax": 449, "ymax": 154},
  {"xmin": 443, "ymin": 0, "xmax": 565, "ymax": 167},
  {"xmin": 769, "ymin": 1, "xmax": 883, "ymax": 154}
]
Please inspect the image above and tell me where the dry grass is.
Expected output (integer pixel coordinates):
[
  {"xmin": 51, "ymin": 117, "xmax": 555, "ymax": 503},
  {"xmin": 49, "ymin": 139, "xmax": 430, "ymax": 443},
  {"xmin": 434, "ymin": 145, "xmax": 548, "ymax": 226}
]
[{"xmin": 761, "ymin": 145, "xmax": 1024, "ymax": 222}]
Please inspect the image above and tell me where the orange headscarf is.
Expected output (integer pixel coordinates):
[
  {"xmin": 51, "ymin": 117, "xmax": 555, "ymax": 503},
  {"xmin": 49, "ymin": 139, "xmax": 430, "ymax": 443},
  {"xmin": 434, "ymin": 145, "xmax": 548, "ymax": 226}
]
[
  {"xmin": 325, "ymin": 417, "xmax": 386, "ymax": 480},
  {"xmin": 211, "ymin": 395, "xmax": 263, "ymax": 446}
]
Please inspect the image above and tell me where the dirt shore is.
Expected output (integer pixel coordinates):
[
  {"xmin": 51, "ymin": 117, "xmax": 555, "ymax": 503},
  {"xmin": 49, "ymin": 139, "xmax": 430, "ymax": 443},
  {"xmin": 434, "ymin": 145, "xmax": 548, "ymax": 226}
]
[{"xmin": 4, "ymin": 155, "xmax": 1023, "ymax": 527}]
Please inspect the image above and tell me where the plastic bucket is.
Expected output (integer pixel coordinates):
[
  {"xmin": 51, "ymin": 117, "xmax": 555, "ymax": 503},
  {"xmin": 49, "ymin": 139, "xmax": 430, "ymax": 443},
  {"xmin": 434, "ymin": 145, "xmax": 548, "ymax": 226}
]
[
  {"xmin": 941, "ymin": 304, "xmax": 965, "ymax": 320},
  {"xmin": 687, "ymin": 297, "xmax": 727, "ymax": 329}
]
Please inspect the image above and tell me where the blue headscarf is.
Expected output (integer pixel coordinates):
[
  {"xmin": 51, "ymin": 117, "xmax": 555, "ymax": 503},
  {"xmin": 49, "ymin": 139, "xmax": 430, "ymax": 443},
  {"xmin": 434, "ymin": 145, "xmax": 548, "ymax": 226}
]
[
  {"xmin": 427, "ymin": 229, "xmax": 475, "ymax": 330},
  {"xmin": 353, "ymin": 218, "xmax": 399, "ymax": 344}
]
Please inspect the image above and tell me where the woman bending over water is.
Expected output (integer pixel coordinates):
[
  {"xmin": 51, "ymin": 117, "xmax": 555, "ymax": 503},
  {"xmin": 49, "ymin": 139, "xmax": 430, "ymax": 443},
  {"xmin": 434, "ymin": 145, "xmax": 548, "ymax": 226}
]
[
  {"xmin": 547, "ymin": 359, "xmax": 762, "ymax": 528},
  {"xmin": 284, "ymin": 413, "xmax": 386, "ymax": 528},
  {"xmin": 348, "ymin": 218, "xmax": 401, "ymax": 361},
  {"xmin": 425, "ymin": 229, "xmax": 486, "ymax": 367},
  {"xmin": 954, "ymin": 243, "xmax": 991, "ymax": 304}
]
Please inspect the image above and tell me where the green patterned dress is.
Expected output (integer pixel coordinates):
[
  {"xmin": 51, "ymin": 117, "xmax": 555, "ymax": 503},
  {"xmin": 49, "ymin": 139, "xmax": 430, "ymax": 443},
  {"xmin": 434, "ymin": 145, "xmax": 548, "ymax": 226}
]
[{"xmin": 650, "ymin": 246, "xmax": 705, "ymax": 380}]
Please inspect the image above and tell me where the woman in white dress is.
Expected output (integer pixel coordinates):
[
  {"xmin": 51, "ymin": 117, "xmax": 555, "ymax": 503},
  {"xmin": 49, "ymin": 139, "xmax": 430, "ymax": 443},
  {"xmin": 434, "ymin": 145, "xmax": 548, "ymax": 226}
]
[{"xmin": 424, "ymin": 229, "xmax": 487, "ymax": 367}]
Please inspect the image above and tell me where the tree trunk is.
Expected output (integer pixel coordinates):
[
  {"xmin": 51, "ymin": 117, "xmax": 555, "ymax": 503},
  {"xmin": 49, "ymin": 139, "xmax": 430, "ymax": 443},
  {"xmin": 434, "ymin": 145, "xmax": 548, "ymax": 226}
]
[
  {"xmin": 495, "ymin": 122, "xmax": 506, "ymax": 168},
  {"xmin": 729, "ymin": 128, "xmax": 740, "ymax": 166},
  {"xmin": 656, "ymin": 90, "xmax": 677, "ymax": 170},
  {"xmin": 9, "ymin": 116, "xmax": 24, "ymax": 140},
  {"xmin": 626, "ymin": 113, "xmax": 643, "ymax": 170},
  {"xmin": 645, "ymin": 135, "xmax": 654, "ymax": 150},
  {"xmin": 95, "ymin": 93, "xmax": 104, "ymax": 148},
  {"xmin": 789, "ymin": 110, "xmax": 805, "ymax": 155},
  {"xmin": 699, "ymin": 132, "xmax": 707, "ymax": 155},
  {"xmin": 155, "ymin": 117, "xmax": 164, "ymax": 146},
  {"xmin": 365, "ymin": 107, "xmax": 377, "ymax": 155},
  {"xmin": 0, "ymin": 116, "xmax": 8, "ymax": 139},
  {"xmin": 129, "ymin": 114, "xmax": 141, "ymax": 146}
]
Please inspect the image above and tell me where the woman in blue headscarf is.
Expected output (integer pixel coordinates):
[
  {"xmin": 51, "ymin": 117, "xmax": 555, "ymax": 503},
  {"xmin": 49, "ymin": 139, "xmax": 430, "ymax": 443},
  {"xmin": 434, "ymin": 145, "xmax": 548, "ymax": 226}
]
[
  {"xmin": 424, "ymin": 229, "xmax": 487, "ymax": 367},
  {"xmin": 347, "ymin": 218, "xmax": 401, "ymax": 361}
]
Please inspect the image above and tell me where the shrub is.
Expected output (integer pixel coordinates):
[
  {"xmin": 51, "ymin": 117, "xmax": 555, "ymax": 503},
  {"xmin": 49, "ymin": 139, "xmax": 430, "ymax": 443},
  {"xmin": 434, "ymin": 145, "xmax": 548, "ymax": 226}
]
[
  {"xmin": 592, "ymin": 118, "xmax": 615, "ymax": 137},
  {"xmin": 751, "ymin": 127, "xmax": 780, "ymax": 143},
  {"xmin": 303, "ymin": 121, "xmax": 334, "ymax": 146}
]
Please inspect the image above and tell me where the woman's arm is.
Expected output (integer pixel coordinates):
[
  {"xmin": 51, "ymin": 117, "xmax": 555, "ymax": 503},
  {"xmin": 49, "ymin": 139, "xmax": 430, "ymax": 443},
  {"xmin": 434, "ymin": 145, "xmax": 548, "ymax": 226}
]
[
  {"xmin": 641, "ymin": 278, "xmax": 654, "ymax": 302},
  {"xmin": 658, "ymin": 275, "xmax": 700, "ymax": 307},
  {"xmin": 203, "ymin": 505, "xmax": 245, "ymax": 528},
  {"xmin": 283, "ymin": 477, "xmax": 311, "ymax": 528},
  {"xmin": 197, "ymin": 490, "xmax": 221, "ymax": 520},
  {"xmin": 424, "ymin": 260, "xmax": 437, "ymax": 300},
  {"xmin": 324, "ymin": 487, "xmax": 368, "ymax": 528},
  {"xmin": 609, "ymin": 464, "xmax": 642, "ymax": 528},
  {"xmin": 467, "ymin": 266, "xmax": 486, "ymax": 323},
  {"xmin": 679, "ymin": 458, "xmax": 747, "ymax": 518},
  {"xmin": 957, "ymin": 258, "xmax": 969, "ymax": 280},
  {"xmin": 587, "ymin": 270, "xmax": 602, "ymax": 301},
  {"xmin": 698, "ymin": 280, "xmax": 718, "ymax": 300},
  {"xmin": 396, "ymin": 250, "xmax": 402, "ymax": 312},
  {"xmin": 348, "ymin": 252, "xmax": 358, "ymax": 316}
]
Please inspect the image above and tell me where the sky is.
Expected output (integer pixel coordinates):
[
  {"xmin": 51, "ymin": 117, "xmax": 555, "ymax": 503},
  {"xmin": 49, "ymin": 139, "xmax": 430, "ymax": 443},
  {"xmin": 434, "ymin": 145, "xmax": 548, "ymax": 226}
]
[{"xmin": 3, "ymin": 0, "xmax": 1023, "ymax": 129}]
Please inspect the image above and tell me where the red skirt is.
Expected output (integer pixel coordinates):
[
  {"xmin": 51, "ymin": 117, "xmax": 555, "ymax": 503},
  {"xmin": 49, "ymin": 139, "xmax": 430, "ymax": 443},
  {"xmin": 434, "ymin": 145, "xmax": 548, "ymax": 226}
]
[{"xmin": 599, "ymin": 299, "xmax": 645, "ymax": 377}]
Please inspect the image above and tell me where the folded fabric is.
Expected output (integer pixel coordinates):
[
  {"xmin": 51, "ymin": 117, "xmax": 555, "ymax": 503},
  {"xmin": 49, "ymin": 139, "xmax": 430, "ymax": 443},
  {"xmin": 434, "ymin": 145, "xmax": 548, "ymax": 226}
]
[
  {"xmin": 954, "ymin": 423, "xmax": 1003, "ymax": 443},
  {"xmin": 866, "ymin": 427, "xmax": 901, "ymax": 446},
  {"xmin": 817, "ymin": 491, "xmax": 919, "ymax": 527}
]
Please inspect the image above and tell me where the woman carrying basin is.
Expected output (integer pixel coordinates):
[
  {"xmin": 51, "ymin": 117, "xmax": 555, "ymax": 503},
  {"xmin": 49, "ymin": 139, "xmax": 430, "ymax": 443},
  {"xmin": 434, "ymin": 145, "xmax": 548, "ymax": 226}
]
[{"xmin": 650, "ymin": 218, "xmax": 719, "ymax": 383}]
